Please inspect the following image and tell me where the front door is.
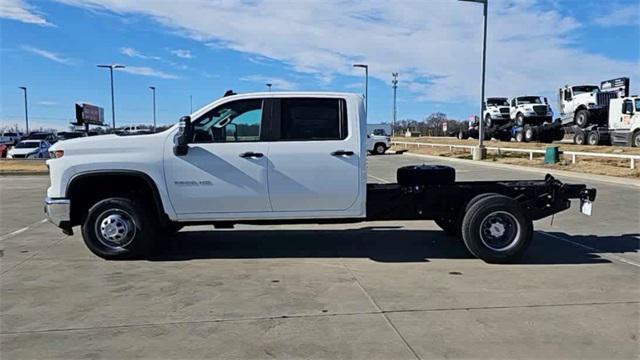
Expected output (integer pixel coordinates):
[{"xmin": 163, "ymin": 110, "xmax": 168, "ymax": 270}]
[
  {"xmin": 266, "ymin": 97, "xmax": 361, "ymax": 212},
  {"xmin": 165, "ymin": 98, "xmax": 271, "ymax": 215}
]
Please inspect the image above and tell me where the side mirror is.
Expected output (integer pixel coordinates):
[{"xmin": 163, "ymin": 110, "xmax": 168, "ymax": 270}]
[
  {"xmin": 544, "ymin": 97, "xmax": 548, "ymax": 104},
  {"xmin": 174, "ymin": 116, "xmax": 192, "ymax": 156}
]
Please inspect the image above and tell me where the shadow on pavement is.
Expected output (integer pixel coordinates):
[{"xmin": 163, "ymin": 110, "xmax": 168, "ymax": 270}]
[{"xmin": 150, "ymin": 228, "xmax": 639, "ymax": 265}]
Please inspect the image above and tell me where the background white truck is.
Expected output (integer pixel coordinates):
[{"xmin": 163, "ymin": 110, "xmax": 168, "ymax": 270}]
[{"xmin": 45, "ymin": 92, "xmax": 595, "ymax": 263}]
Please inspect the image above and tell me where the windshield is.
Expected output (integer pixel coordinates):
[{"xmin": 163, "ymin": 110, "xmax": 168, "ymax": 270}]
[
  {"xmin": 487, "ymin": 98, "xmax": 508, "ymax": 106},
  {"xmin": 517, "ymin": 97, "xmax": 543, "ymax": 105},
  {"xmin": 16, "ymin": 141, "xmax": 40, "ymax": 149},
  {"xmin": 3, "ymin": 132, "xmax": 18, "ymax": 137},
  {"xmin": 572, "ymin": 86, "xmax": 599, "ymax": 95},
  {"xmin": 372, "ymin": 129, "xmax": 387, "ymax": 136}
]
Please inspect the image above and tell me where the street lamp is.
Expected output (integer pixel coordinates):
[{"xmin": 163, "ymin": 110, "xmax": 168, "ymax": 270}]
[
  {"xmin": 392, "ymin": 73, "xmax": 398, "ymax": 137},
  {"xmin": 353, "ymin": 64, "xmax": 368, "ymax": 116},
  {"xmin": 149, "ymin": 86, "xmax": 156, "ymax": 131},
  {"xmin": 266, "ymin": 83, "xmax": 272, "ymax": 92},
  {"xmin": 459, "ymin": 0, "xmax": 488, "ymax": 160},
  {"xmin": 18, "ymin": 86, "xmax": 29, "ymax": 134},
  {"xmin": 97, "ymin": 64, "xmax": 125, "ymax": 129}
]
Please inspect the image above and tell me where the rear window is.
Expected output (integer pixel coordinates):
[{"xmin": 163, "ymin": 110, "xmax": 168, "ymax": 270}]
[{"xmin": 280, "ymin": 98, "xmax": 347, "ymax": 141}]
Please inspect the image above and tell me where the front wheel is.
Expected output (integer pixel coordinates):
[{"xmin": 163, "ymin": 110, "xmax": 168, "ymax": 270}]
[
  {"xmin": 484, "ymin": 115, "xmax": 492, "ymax": 128},
  {"xmin": 374, "ymin": 143, "xmax": 387, "ymax": 155},
  {"xmin": 81, "ymin": 197, "xmax": 155, "ymax": 260},
  {"xmin": 632, "ymin": 131, "xmax": 640, "ymax": 147},
  {"xmin": 461, "ymin": 195, "xmax": 533, "ymax": 263},
  {"xmin": 516, "ymin": 113, "xmax": 525, "ymax": 127},
  {"xmin": 575, "ymin": 110, "xmax": 590, "ymax": 128}
]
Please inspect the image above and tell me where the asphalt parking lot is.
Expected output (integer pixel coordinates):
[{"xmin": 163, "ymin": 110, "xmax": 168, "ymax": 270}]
[{"xmin": 1, "ymin": 155, "xmax": 638, "ymax": 359}]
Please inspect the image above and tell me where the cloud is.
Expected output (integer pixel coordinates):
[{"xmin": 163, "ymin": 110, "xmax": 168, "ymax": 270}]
[
  {"xmin": 119, "ymin": 65, "xmax": 180, "ymax": 79},
  {"xmin": 0, "ymin": 0, "xmax": 52, "ymax": 26},
  {"xmin": 170, "ymin": 49, "xmax": 193, "ymax": 59},
  {"xmin": 22, "ymin": 45, "xmax": 72, "ymax": 64},
  {"xmin": 240, "ymin": 75, "xmax": 298, "ymax": 91},
  {"xmin": 120, "ymin": 47, "xmax": 151, "ymax": 59},
  {"xmin": 37, "ymin": 101, "xmax": 58, "ymax": 106},
  {"xmin": 593, "ymin": 3, "xmax": 640, "ymax": 27},
  {"xmin": 53, "ymin": 0, "xmax": 639, "ymax": 103}
]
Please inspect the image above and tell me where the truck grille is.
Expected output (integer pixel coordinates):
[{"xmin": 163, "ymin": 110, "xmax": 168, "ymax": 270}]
[
  {"xmin": 533, "ymin": 105, "xmax": 548, "ymax": 115},
  {"xmin": 500, "ymin": 108, "xmax": 509, "ymax": 115},
  {"xmin": 597, "ymin": 92, "xmax": 617, "ymax": 107}
]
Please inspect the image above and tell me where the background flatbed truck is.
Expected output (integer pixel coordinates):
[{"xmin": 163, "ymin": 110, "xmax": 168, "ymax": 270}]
[{"xmin": 45, "ymin": 92, "xmax": 596, "ymax": 264}]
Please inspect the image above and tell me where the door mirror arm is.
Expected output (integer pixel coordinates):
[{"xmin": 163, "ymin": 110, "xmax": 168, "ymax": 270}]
[{"xmin": 174, "ymin": 116, "xmax": 192, "ymax": 156}]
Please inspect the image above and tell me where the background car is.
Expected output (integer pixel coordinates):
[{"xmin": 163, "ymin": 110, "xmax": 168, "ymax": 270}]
[
  {"xmin": 0, "ymin": 131, "xmax": 23, "ymax": 145},
  {"xmin": 27, "ymin": 132, "xmax": 58, "ymax": 144},
  {"xmin": 57, "ymin": 131, "xmax": 87, "ymax": 141},
  {"xmin": 7, "ymin": 140, "xmax": 51, "ymax": 159}
]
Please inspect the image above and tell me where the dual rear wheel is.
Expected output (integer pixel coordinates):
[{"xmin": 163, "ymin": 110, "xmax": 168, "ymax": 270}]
[{"xmin": 435, "ymin": 194, "xmax": 533, "ymax": 263}]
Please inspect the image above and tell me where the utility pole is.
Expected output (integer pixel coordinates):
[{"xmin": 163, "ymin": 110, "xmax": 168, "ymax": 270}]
[
  {"xmin": 353, "ymin": 64, "xmax": 368, "ymax": 116},
  {"xmin": 266, "ymin": 83, "xmax": 272, "ymax": 92},
  {"xmin": 392, "ymin": 73, "xmax": 398, "ymax": 137},
  {"xmin": 149, "ymin": 86, "xmax": 156, "ymax": 131},
  {"xmin": 190, "ymin": 95, "xmax": 193, "ymax": 113},
  {"xmin": 459, "ymin": 0, "xmax": 488, "ymax": 160},
  {"xmin": 97, "ymin": 64, "xmax": 125, "ymax": 129},
  {"xmin": 18, "ymin": 86, "xmax": 29, "ymax": 134}
]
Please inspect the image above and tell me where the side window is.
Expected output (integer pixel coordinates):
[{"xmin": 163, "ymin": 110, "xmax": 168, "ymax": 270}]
[
  {"xmin": 622, "ymin": 100, "xmax": 634, "ymax": 114},
  {"xmin": 279, "ymin": 98, "xmax": 348, "ymax": 141},
  {"xmin": 192, "ymin": 99, "xmax": 263, "ymax": 143},
  {"xmin": 635, "ymin": 99, "xmax": 640, "ymax": 112},
  {"xmin": 510, "ymin": 99, "xmax": 515, "ymax": 107}
]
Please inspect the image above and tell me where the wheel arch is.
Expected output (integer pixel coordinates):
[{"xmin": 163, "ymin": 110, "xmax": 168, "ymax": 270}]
[{"xmin": 67, "ymin": 170, "xmax": 168, "ymax": 227}]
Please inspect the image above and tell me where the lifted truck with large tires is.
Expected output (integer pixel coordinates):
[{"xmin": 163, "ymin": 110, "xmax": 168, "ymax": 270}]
[{"xmin": 45, "ymin": 92, "xmax": 596, "ymax": 263}]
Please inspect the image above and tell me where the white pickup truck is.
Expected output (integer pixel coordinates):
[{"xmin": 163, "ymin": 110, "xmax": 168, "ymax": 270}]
[{"xmin": 45, "ymin": 92, "xmax": 596, "ymax": 263}]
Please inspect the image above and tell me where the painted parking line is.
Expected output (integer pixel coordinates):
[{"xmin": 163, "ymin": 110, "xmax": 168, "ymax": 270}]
[
  {"xmin": 367, "ymin": 174, "xmax": 392, "ymax": 184},
  {"xmin": 540, "ymin": 231, "xmax": 640, "ymax": 268},
  {"xmin": 0, "ymin": 219, "xmax": 48, "ymax": 242}
]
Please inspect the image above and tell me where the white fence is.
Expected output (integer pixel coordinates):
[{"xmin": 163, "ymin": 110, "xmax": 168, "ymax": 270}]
[{"xmin": 392, "ymin": 141, "xmax": 640, "ymax": 170}]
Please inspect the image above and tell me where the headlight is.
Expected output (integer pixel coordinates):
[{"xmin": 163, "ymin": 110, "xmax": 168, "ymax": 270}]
[{"xmin": 50, "ymin": 150, "xmax": 64, "ymax": 158}]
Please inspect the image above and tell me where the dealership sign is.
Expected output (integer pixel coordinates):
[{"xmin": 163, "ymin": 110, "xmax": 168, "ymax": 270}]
[{"xmin": 75, "ymin": 103, "xmax": 105, "ymax": 125}]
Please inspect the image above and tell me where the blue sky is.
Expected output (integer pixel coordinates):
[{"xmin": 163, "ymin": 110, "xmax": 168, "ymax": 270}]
[{"xmin": 1, "ymin": 0, "xmax": 638, "ymax": 131}]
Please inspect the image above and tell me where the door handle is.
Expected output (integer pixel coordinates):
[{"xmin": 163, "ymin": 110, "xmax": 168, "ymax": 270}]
[
  {"xmin": 240, "ymin": 152, "xmax": 264, "ymax": 158},
  {"xmin": 331, "ymin": 150, "xmax": 354, "ymax": 156}
]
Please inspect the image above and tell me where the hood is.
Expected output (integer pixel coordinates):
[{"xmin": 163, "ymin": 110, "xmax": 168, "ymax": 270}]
[
  {"xmin": 8, "ymin": 147, "xmax": 40, "ymax": 155},
  {"xmin": 49, "ymin": 132, "xmax": 168, "ymax": 156},
  {"xmin": 573, "ymin": 92, "xmax": 596, "ymax": 102}
]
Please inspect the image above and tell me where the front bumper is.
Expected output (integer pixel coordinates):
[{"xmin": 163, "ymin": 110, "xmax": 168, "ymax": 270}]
[{"xmin": 44, "ymin": 197, "xmax": 72, "ymax": 234}]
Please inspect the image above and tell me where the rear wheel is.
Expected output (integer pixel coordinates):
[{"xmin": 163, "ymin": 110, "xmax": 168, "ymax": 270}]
[
  {"xmin": 81, "ymin": 197, "xmax": 155, "ymax": 260},
  {"xmin": 587, "ymin": 131, "xmax": 600, "ymax": 146},
  {"xmin": 515, "ymin": 131, "xmax": 525, "ymax": 143},
  {"xmin": 461, "ymin": 195, "xmax": 533, "ymax": 263},
  {"xmin": 575, "ymin": 109, "xmax": 589, "ymax": 128},
  {"xmin": 524, "ymin": 126, "xmax": 535, "ymax": 142},
  {"xmin": 573, "ymin": 131, "xmax": 587, "ymax": 145}
]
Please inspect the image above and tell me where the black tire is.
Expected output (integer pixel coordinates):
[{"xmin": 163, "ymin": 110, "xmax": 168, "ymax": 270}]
[
  {"xmin": 515, "ymin": 131, "xmax": 524, "ymax": 143},
  {"xmin": 81, "ymin": 197, "xmax": 155, "ymax": 260},
  {"xmin": 461, "ymin": 195, "xmax": 533, "ymax": 263},
  {"xmin": 632, "ymin": 131, "xmax": 640, "ymax": 148},
  {"xmin": 484, "ymin": 115, "xmax": 492, "ymax": 128},
  {"xmin": 587, "ymin": 131, "xmax": 600, "ymax": 146},
  {"xmin": 516, "ymin": 113, "xmax": 525, "ymax": 127},
  {"xmin": 524, "ymin": 126, "xmax": 535, "ymax": 142},
  {"xmin": 374, "ymin": 143, "xmax": 386, "ymax": 155},
  {"xmin": 575, "ymin": 109, "xmax": 589, "ymax": 128},
  {"xmin": 574, "ymin": 131, "xmax": 586, "ymax": 145}
]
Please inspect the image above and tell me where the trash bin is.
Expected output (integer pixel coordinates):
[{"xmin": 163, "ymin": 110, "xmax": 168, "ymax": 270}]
[{"xmin": 544, "ymin": 146, "xmax": 560, "ymax": 164}]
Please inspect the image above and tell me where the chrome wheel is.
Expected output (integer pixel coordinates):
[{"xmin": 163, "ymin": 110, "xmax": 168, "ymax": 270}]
[
  {"xmin": 479, "ymin": 211, "xmax": 521, "ymax": 252},
  {"xmin": 95, "ymin": 210, "xmax": 136, "ymax": 249}
]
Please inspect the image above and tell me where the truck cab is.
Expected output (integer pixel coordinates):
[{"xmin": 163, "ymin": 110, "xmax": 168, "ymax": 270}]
[
  {"xmin": 608, "ymin": 96, "xmax": 640, "ymax": 147},
  {"xmin": 509, "ymin": 96, "xmax": 553, "ymax": 126},
  {"xmin": 44, "ymin": 91, "xmax": 595, "ymax": 264},
  {"xmin": 483, "ymin": 97, "xmax": 511, "ymax": 128}
]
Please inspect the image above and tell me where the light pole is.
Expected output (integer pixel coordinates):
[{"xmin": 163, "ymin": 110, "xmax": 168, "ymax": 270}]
[
  {"xmin": 266, "ymin": 83, "xmax": 272, "ymax": 92},
  {"xmin": 392, "ymin": 73, "xmax": 398, "ymax": 137},
  {"xmin": 149, "ymin": 86, "xmax": 156, "ymax": 131},
  {"xmin": 97, "ymin": 64, "xmax": 125, "ymax": 129},
  {"xmin": 459, "ymin": 0, "xmax": 488, "ymax": 160},
  {"xmin": 353, "ymin": 64, "xmax": 368, "ymax": 116},
  {"xmin": 190, "ymin": 95, "xmax": 193, "ymax": 113},
  {"xmin": 18, "ymin": 86, "xmax": 29, "ymax": 134}
]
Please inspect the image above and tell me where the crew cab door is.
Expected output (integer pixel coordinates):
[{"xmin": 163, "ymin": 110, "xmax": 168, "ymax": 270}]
[
  {"xmin": 164, "ymin": 98, "xmax": 271, "ymax": 215},
  {"xmin": 266, "ymin": 97, "xmax": 362, "ymax": 213}
]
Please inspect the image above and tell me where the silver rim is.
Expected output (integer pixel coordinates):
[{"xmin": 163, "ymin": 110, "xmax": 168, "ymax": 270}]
[
  {"xmin": 479, "ymin": 211, "xmax": 521, "ymax": 252},
  {"xmin": 376, "ymin": 145, "xmax": 384, "ymax": 154},
  {"xmin": 95, "ymin": 210, "xmax": 136, "ymax": 249},
  {"xmin": 634, "ymin": 134, "xmax": 640, "ymax": 147}
]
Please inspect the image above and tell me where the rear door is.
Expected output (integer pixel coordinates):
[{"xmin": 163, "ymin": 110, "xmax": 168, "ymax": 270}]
[{"xmin": 266, "ymin": 97, "xmax": 361, "ymax": 213}]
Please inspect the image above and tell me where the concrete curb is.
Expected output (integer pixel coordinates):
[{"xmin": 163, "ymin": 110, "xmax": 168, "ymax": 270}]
[{"xmin": 403, "ymin": 152, "xmax": 640, "ymax": 188}]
